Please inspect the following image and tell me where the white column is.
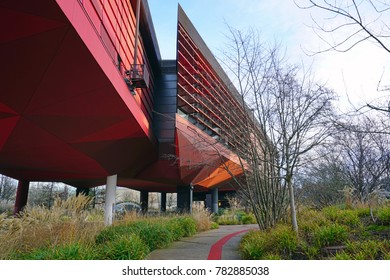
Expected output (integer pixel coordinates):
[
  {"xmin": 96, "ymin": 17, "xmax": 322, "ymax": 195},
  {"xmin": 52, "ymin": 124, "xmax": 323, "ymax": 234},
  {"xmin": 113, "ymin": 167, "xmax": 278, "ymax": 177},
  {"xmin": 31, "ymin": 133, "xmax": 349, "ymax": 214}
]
[{"xmin": 104, "ymin": 174, "xmax": 117, "ymax": 226}]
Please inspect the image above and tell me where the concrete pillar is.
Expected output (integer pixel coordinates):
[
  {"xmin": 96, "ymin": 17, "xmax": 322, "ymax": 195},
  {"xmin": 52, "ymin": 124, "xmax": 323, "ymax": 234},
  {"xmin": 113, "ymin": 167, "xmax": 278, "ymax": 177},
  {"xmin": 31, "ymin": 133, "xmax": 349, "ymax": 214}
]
[
  {"xmin": 189, "ymin": 184, "xmax": 193, "ymax": 214},
  {"xmin": 212, "ymin": 187, "xmax": 219, "ymax": 214},
  {"xmin": 160, "ymin": 192, "xmax": 167, "ymax": 212},
  {"xmin": 140, "ymin": 190, "xmax": 149, "ymax": 214},
  {"xmin": 104, "ymin": 175, "xmax": 117, "ymax": 226},
  {"xmin": 205, "ymin": 194, "xmax": 212, "ymax": 211},
  {"xmin": 13, "ymin": 180, "xmax": 30, "ymax": 216},
  {"xmin": 76, "ymin": 187, "xmax": 90, "ymax": 196},
  {"xmin": 177, "ymin": 185, "xmax": 193, "ymax": 213}
]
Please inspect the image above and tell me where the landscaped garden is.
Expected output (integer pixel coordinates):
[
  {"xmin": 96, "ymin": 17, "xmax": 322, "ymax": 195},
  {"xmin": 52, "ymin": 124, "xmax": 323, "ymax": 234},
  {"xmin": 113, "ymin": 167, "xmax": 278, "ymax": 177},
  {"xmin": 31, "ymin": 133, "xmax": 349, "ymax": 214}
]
[
  {"xmin": 239, "ymin": 204, "xmax": 390, "ymax": 260},
  {"xmin": 0, "ymin": 196, "xmax": 215, "ymax": 260}
]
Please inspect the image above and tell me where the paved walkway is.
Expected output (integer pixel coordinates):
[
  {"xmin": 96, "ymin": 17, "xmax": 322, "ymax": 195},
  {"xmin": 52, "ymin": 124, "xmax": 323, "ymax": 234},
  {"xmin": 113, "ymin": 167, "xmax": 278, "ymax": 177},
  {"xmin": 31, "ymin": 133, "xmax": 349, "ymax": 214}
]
[{"xmin": 147, "ymin": 224, "xmax": 258, "ymax": 260}]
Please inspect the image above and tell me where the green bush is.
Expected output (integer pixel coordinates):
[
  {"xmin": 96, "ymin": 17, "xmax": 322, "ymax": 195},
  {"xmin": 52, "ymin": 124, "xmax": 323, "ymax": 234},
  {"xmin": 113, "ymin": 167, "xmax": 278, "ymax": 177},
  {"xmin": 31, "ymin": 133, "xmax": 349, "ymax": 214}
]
[
  {"xmin": 333, "ymin": 251, "xmax": 353, "ymax": 260},
  {"xmin": 165, "ymin": 218, "xmax": 186, "ymax": 240},
  {"xmin": 377, "ymin": 207, "xmax": 390, "ymax": 225},
  {"xmin": 95, "ymin": 224, "xmax": 132, "ymax": 244},
  {"xmin": 210, "ymin": 222, "xmax": 219, "ymax": 229},
  {"xmin": 240, "ymin": 206, "xmax": 390, "ymax": 260},
  {"xmin": 322, "ymin": 206, "xmax": 361, "ymax": 227},
  {"xmin": 241, "ymin": 213, "xmax": 257, "ymax": 224},
  {"xmin": 98, "ymin": 233, "xmax": 149, "ymax": 260},
  {"xmin": 355, "ymin": 207, "xmax": 371, "ymax": 217},
  {"xmin": 270, "ymin": 225, "xmax": 298, "ymax": 257},
  {"xmin": 19, "ymin": 243, "xmax": 98, "ymax": 260},
  {"xmin": 240, "ymin": 230, "xmax": 269, "ymax": 259},
  {"xmin": 313, "ymin": 224, "xmax": 348, "ymax": 247},
  {"xmin": 94, "ymin": 217, "xmax": 198, "ymax": 259},
  {"xmin": 215, "ymin": 215, "xmax": 241, "ymax": 225},
  {"xmin": 175, "ymin": 217, "xmax": 197, "ymax": 237},
  {"xmin": 344, "ymin": 240, "xmax": 389, "ymax": 260},
  {"xmin": 264, "ymin": 253, "xmax": 282, "ymax": 260},
  {"xmin": 138, "ymin": 223, "xmax": 174, "ymax": 250},
  {"xmin": 300, "ymin": 242, "xmax": 320, "ymax": 260},
  {"xmin": 298, "ymin": 209, "xmax": 330, "ymax": 238}
]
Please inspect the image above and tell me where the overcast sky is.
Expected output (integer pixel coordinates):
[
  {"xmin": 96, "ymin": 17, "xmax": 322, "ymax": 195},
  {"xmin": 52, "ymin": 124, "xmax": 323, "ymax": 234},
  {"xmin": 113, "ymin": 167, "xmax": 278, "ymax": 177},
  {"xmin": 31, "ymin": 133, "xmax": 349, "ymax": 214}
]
[{"xmin": 148, "ymin": 0, "xmax": 390, "ymax": 111}]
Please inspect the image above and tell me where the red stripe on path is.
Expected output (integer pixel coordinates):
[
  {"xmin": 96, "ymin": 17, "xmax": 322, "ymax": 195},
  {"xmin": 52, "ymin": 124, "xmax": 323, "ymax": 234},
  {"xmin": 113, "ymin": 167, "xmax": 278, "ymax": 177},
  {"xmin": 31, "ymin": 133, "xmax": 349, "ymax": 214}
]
[{"xmin": 207, "ymin": 229, "xmax": 250, "ymax": 260}]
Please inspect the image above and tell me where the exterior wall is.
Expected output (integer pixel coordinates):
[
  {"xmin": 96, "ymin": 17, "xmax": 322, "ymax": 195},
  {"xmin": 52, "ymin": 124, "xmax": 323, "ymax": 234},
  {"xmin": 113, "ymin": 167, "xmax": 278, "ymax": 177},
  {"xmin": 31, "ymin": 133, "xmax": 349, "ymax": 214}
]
[
  {"xmin": 153, "ymin": 60, "xmax": 177, "ymax": 155},
  {"xmin": 176, "ymin": 6, "xmax": 249, "ymax": 154},
  {"xmin": 78, "ymin": 0, "xmax": 156, "ymax": 123},
  {"xmin": 174, "ymin": 6, "xmax": 253, "ymax": 190}
]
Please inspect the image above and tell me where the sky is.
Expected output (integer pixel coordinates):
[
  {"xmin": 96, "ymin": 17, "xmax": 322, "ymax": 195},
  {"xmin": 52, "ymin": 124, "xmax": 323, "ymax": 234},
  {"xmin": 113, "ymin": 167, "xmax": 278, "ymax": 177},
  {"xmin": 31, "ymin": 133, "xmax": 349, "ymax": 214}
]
[{"xmin": 148, "ymin": 0, "xmax": 390, "ymax": 111}]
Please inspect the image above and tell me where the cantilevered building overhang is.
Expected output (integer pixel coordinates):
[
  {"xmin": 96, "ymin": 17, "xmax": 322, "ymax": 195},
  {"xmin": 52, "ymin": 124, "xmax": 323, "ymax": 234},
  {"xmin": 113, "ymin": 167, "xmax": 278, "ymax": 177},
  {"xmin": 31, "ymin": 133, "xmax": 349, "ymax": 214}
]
[
  {"xmin": 0, "ymin": 1, "xmax": 254, "ymax": 217},
  {"xmin": 0, "ymin": 0, "xmax": 160, "ymax": 184}
]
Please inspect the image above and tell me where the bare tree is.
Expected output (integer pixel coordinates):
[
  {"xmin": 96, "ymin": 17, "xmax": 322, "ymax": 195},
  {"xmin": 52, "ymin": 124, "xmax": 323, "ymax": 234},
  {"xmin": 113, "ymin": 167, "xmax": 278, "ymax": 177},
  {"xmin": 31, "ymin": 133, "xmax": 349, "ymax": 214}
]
[
  {"xmin": 0, "ymin": 174, "xmax": 16, "ymax": 204},
  {"xmin": 298, "ymin": 0, "xmax": 390, "ymax": 113},
  {"xmin": 222, "ymin": 26, "xmax": 335, "ymax": 233},
  {"xmin": 297, "ymin": 0, "xmax": 390, "ymax": 54},
  {"xmin": 334, "ymin": 118, "xmax": 390, "ymax": 202},
  {"xmin": 296, "ymin": 151, "xmax": 349, "ymax": 209}
]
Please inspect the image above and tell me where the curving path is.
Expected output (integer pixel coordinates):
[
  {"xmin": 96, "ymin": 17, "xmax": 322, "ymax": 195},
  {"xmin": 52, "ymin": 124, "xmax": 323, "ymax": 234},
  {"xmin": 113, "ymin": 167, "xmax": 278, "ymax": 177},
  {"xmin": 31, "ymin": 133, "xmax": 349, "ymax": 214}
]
[{"xmin": 146, "ymin": 224, "xmax": 258, "ymax": 260}]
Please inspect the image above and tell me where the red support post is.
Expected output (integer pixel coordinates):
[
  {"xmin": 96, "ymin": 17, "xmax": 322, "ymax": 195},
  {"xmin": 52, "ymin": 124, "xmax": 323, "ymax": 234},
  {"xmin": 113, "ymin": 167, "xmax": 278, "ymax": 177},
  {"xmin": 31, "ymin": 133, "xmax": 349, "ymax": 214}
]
[{"xmin": 13, "ymin": 180, "xmax": 30, "ymax": 216}]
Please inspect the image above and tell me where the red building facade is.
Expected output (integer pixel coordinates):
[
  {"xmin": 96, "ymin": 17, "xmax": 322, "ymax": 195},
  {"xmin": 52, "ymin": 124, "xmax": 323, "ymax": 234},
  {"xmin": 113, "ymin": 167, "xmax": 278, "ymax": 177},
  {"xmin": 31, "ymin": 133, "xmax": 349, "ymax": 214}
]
[{"xmin": 0, "ymin": 0, "xmax": 253, "ymax": 219}]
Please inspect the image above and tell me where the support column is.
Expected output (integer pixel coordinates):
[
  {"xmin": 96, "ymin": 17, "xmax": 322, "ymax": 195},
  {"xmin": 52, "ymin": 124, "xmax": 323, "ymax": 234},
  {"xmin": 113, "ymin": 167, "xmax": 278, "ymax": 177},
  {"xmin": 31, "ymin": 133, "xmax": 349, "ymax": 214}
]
[
  {"xmin": 76, "ymin": 187, "xmax": 90, "ymax": 196},
  {"xmin": 140, "ymin": 191, "xmax": 149, "ymax": 214},
  {"xmin": 13, "ymin": 180, "xmax": 30, "ymax": 216},
  {"xmin": 160, "ymin": 192, "xmax": 167, "ymax": 212},
  {"xmin": 205, "ymin": 194, "xmax": 212, "ymax": 211},
  {"xmin": 212, "ymin": 187, "xmax": 219, "ymax": 214},
  {"xmin": 189, "ymin": 184, "xmax": 193, "ymax": 214},
  {"xmin": 177, "ymin": 185, "xmax": 193, "ymax": 213},
  {"xmin": 104, "ymin": 175, "xmax": 117, "ymax": 226}
]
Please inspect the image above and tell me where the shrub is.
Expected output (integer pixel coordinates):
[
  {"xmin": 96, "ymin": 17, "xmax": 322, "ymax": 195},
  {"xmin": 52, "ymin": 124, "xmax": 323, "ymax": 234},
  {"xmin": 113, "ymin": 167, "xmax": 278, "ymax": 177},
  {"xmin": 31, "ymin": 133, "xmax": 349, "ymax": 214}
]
[
  {"xmin": 215, "ymin": 215, "xmax": 241, "ymax": 225},
  {"xmin": 270, "ymin": 225, "xmax": 298, "ymax": 258},
  {"xmin": 344, "ymin": 240, "xmax": 389, "ymax": 260},
  {"xmin": 138, "ymin": 222, "xmax": 174, "ymax": 250},
  {"xmin": 19, "ymin": 242, "xmax": 98, "ymax": 260},
  {"xmin": 98, "ymin": 233, "xmax": 149, "ymax": 260},
  {"xmin": 210, "ymin": 222, "xmax": 219, "ymax": 229},
  {"xmin": 0, "ymin": 196, "xmax": 104, "ymax": 259},
  {"xmin": 313, "ymin": 224, "xmax": 348, "ymax": 247},
  {"xmin": 355, "ymin": 207, "xmax": 371, "ymax": 218},
  {"xmin": 96, "ymin": 217, "xmax": 197, "ymax": 256},
  {"xmin": 298, "ymin": 209, "xmax": 329, "ymax": 232},
  {"xmin": 322, "ymin": 206, "xmax": 361, "ymax": 227},
  {"xmin": 300, "ymin": 242, "xmax": 320, "ymax": 260},
  {"xmin": 165, "ymin": 218, "xmax": 186, "ymax": 241},
  {"xmin": 175, "ymin": 217, "xmax": 197, "ymax": 237},
  {"xmin": 377, "ymin": 206, "xmax": 390, "ymax": 225},
  {"xmin": 240, "ymin": 230, "xmax": 269, "ymax": 259},
  {"xmin": 264, "ymin": 253, "xmax": 282, "ymax": 260},
  {"xmin": 95, "ymin": 224, "xmax": 132, "ymax": 244},
  {"xmin": 240, "ymin": 212, "xmax": 257, "ymax": 224},
  {"xmin": 333, "ymin": 251, "xmax": 353, "ymax": 260}
]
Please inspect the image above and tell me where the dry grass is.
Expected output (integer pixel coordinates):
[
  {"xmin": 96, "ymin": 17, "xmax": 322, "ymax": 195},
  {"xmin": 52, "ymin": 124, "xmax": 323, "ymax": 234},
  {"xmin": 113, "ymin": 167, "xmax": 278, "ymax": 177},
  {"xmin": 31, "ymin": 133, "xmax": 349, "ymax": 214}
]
[
  {"xmin": 1, "ymin": 198, "xmax": 215, "ymax": 259},
  {"xmin": 192, "ymin": 203, "xmax": 213, "ymax": 231},
  {"xmin": 0, "ymin": 196, "xmax": 104, "ymax": 259}
]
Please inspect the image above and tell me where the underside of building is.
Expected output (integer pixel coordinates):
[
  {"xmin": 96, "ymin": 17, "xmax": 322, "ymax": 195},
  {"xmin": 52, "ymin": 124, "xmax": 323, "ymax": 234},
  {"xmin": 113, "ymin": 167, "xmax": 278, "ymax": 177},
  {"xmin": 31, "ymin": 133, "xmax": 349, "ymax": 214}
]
[{"xmin": 0, "ymin": 0, "xmax": 254, "ymax": 222}]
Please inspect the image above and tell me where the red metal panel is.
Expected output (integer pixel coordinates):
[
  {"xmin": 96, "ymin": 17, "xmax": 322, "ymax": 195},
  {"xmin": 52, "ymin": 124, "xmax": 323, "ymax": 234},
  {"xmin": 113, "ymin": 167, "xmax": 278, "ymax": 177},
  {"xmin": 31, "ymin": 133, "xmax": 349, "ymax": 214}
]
[
  {"xmin": 177, "ymin": 22, "xmax": 250, "ymax": 150},
  {"xmin": 83, "ymin": 0, "xmax": 102, "ymax": 36},
  {"xmin": 91, "ymin": 0, "xmax": 103, "ymax": 19}
]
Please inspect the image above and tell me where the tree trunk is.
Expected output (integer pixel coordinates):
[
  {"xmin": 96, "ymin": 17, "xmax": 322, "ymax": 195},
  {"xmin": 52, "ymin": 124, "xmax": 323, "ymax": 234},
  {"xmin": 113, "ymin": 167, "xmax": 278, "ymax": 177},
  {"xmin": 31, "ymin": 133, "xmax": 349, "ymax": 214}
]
[{"xmin": 288, "ymin": 178, "xmax": 298, "ymax": 234}]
